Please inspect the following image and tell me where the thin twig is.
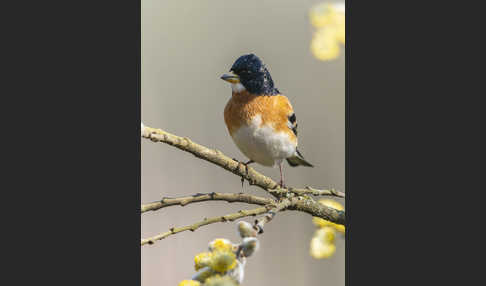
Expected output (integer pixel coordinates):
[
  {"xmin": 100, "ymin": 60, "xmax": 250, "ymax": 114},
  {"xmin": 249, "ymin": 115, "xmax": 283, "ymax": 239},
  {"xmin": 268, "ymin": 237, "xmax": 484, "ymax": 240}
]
[
  {"xmin": 141, "ymin": 205, "xmax": 273, "ymax": 246},
  {"xmin": 141, "ymin": 192, "xmax": 274, "ymax": 213},
  {"xmin": 253, "ymin": 199, "xmax": 292, "ymax": 233},
  {"xmin": 140, "ymin": 194, "xmax": 346, "ymax": 246}
]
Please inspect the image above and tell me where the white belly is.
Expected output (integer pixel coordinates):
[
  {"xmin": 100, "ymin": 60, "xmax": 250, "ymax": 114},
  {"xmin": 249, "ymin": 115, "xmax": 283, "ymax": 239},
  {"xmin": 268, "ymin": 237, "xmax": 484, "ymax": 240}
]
[{"xmin": 231, "ymin": 115, "xmax": 296, "ymax": 167}]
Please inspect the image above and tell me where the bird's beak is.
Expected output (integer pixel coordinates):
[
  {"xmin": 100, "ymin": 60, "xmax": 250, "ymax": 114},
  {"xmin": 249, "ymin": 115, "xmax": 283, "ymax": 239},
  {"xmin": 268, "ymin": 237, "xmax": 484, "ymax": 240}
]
[{"xmin": 220, "ymin": 72, "xmax": 240, "ymax": 84}]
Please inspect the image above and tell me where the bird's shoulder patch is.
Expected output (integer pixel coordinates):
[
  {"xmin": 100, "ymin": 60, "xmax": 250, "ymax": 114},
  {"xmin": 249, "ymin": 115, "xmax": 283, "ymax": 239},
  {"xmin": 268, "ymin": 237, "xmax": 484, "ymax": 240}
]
[
  {"xmin": 271, "ymin": 95, "xmax": 298, "ymax": 141},
  {"xmin": 256, "ymin": 94, "xmax": 297, "ymax": 143}
]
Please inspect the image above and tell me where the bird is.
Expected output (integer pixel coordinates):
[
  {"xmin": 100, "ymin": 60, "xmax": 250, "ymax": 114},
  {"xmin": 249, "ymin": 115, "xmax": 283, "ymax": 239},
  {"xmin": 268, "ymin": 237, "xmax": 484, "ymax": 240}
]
[{"xmin": 221, "ymin": 54, "xmax": 313, "ymax": 188}]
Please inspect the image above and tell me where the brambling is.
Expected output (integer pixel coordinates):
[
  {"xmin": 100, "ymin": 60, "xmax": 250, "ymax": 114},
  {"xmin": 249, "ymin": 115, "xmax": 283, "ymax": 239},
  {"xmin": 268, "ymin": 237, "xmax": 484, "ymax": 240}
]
[{"xmin": 221, "ymin": 54, "xmax": 313, "ymax": 188}]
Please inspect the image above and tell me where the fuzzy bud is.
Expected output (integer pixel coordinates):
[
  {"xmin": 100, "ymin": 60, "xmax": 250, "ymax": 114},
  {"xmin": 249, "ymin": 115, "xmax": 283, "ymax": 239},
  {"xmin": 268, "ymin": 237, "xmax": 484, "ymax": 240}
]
[
  {"xmin": 204, "ymin": 275, "xmax": 239, "ymax": 286},
  {"xmin": 310, "ymin": 227, "xmax": 336, "ymax": 259},
  {"xmin": 192, "ymin": 267, "xmax": 215, "ymax": 283},
  {"xmin": 238, "ymin": 237, "xmax": 259, "ymax": 257},
  {"xmin": 208, "ymin": 238, "xmax": 234, "ymax": 252},
  {"xmin": 194, "ymin": 252, "xmax": 212, "ymax": 271},
  {"xmin": 178, "ymin": 280, "xmax": 201, "ymax": 286},
  {"xmin": 237, "ymin": 221, "xmax": 257, "ymax": 238},
  {"xmin": 210, "ymin": 250, "xmax": 237, "ymax": 273}
]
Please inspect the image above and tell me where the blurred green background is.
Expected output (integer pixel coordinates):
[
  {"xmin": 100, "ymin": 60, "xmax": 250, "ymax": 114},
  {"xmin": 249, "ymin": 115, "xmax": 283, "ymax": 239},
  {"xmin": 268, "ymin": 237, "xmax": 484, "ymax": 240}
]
[{"xmin": 141, "ymin": 0, "xmax": 345, "ymax": 285}]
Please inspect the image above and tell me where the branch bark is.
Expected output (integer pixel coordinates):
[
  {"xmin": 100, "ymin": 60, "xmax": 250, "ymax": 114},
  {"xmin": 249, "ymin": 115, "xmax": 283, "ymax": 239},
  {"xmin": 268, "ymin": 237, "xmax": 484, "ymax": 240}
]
[
  {"xmin": 287, "ymin": 197, "xmax": 345, "ymax": 225},
  {"xmin": 141, "ymin": 205, "xmax": 273, "ymax": 245},
  {"xmin": 141, "ymin": 192, "xmax": 274, "ymax": 213},
  {"xmin": 142, "ymin": 125, "xmax": 279, "ymax": 196},
  {"xmin": 140, "ymin": 195, "xmax": 345, "ymax": 246},
  {"xmin": 253, "ymin": 199, "xmax": 292, "ymax": 233},
  {"xmin": 269, "ymin": 187, "xmax": 345, "ymax": 198},
  {"xmin": 141, "ymin": 125, "xmax": 344, "ymax": 198},
  {"xmin": 141, "ymin": 123, "xmax": 346, "ymax": 245}
]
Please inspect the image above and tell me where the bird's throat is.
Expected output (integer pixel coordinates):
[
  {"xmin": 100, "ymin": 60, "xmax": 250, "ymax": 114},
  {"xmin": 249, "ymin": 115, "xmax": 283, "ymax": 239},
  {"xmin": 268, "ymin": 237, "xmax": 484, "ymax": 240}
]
[{"xmin": 231, "ymin": 83, "xmax": 246, "ymax": 93}]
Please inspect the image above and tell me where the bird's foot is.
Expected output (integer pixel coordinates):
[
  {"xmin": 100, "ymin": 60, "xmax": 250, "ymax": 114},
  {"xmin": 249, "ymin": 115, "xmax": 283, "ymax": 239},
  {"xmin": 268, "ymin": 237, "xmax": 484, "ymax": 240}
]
[
  {"xmin": 232, "ymin": 158, "xmax": 253, "ymax": 188},
  {"xmin": 278, "ymin": 180, "xmax": 287, "ymax": 189}
]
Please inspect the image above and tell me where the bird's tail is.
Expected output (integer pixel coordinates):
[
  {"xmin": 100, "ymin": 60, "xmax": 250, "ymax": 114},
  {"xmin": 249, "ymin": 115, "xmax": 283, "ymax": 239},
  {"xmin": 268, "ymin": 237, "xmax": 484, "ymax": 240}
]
[{"xmin": 286, "ymin": 148, "xmax": 314, "ymax": 167}]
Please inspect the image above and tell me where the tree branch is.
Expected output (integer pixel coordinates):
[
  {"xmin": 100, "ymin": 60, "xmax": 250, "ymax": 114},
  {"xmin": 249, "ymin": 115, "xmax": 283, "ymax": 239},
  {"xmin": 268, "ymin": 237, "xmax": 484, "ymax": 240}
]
[
  {"xmin": 141, "ymin": 205, "xmax": 273, "ymax": 246},
  {"xmin": 271, "ymin": 186, "xmax": 345, "ymax": 198},
  {"xmin": 141, "ymin": 123, "xmax": 345, "ymax": 234},
  {"xmin": 141, "ymin": 125, "xmax": 344, "ymax": 197},
  {"xmin": 140, "ymin": 197, "xmax": 345, "ymax": 245},
  {"xmin": 253, "ymin": 199, "xmax": 292, "ymax": 233},
  {"xmin": 142, "ymin": 125, "xmax": 280, "ymax": 196},
  {"xmin": 142, "ymin": 198, "xmax": 295, "ymax": 246},
  {"xmin": 287, "ymin": 197, "xmax": 345, "ymax": 225},
  {"xmin": 141, "ymin": 192, "xmax": 275, "ymax": 213}
]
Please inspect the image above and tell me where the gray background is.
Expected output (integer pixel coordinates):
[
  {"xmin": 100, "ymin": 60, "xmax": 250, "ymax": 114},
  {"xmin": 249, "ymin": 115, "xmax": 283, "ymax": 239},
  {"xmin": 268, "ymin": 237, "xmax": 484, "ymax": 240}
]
[{"xmin": 141, "ymin": 0, "xmax": 345, "ymax": 285}]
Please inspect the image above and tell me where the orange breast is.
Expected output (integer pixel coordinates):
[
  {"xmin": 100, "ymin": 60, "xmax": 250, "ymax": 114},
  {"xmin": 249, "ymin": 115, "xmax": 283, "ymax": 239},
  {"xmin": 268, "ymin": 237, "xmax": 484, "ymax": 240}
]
[{"xmin": 224, "ymin": 91, "xmax": 297, "ymax": 143}]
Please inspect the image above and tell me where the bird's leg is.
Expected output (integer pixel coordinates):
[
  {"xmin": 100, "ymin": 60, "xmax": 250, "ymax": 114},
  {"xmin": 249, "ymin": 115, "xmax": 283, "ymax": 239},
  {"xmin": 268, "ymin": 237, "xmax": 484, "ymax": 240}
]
[
  {"xmin": 233, "ymin": 158, "xmax": 254, "ymax": 187},
  {"xmin": 278, "ymin": 162, "xmax": 286, "ymax": 188}
]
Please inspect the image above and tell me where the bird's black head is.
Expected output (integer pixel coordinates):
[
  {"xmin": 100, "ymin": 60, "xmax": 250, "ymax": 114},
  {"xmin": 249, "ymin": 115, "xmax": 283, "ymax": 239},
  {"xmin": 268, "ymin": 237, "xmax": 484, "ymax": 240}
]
[{"xmin": 223, "ymin": 54, "xmax": 279, "ymax": 95}]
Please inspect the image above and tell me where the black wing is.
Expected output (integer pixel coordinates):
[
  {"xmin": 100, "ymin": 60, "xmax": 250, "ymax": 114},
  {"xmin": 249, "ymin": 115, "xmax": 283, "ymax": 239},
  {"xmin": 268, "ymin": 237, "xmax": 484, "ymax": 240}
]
[{"xmin": 288, "ymin": 113, "xmax": 298, "ymax": 136}]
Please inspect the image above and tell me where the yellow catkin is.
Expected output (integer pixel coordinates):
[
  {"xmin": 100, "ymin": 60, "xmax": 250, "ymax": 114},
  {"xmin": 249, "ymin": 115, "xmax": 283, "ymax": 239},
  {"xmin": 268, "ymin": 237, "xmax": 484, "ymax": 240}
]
[
  {"xmin": 210, "ymin": 250, "xmax": 237, "ymax": 273},
  {"xmin": 204, "ymin": 275, "xmax": 238, "ymax": 286},
  {"xmin": 309, "ymin": 2, "xmax": 345, "ymax": 61},
  {"xmin": 194, "ymin": 252, "xmax": 212, "ymax": 271},
  {"xmin": 209, "ymin": 239, "xmax": 234, "ymax": 252},
  {"xmin": 178, "ymin": 280, "xmax": 201, "ymax": 286},
  {"xmin": 310, "ymin": 227, "xmax": 337, "ymax": 259}
]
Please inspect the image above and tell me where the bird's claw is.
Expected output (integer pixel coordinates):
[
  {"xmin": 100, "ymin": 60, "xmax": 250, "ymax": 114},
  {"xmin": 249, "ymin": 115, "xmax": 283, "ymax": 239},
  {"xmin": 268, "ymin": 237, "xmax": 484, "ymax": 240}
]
[{"xmin": 232, "ymin": 158, "xmax": 252, "ymax": 188}]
